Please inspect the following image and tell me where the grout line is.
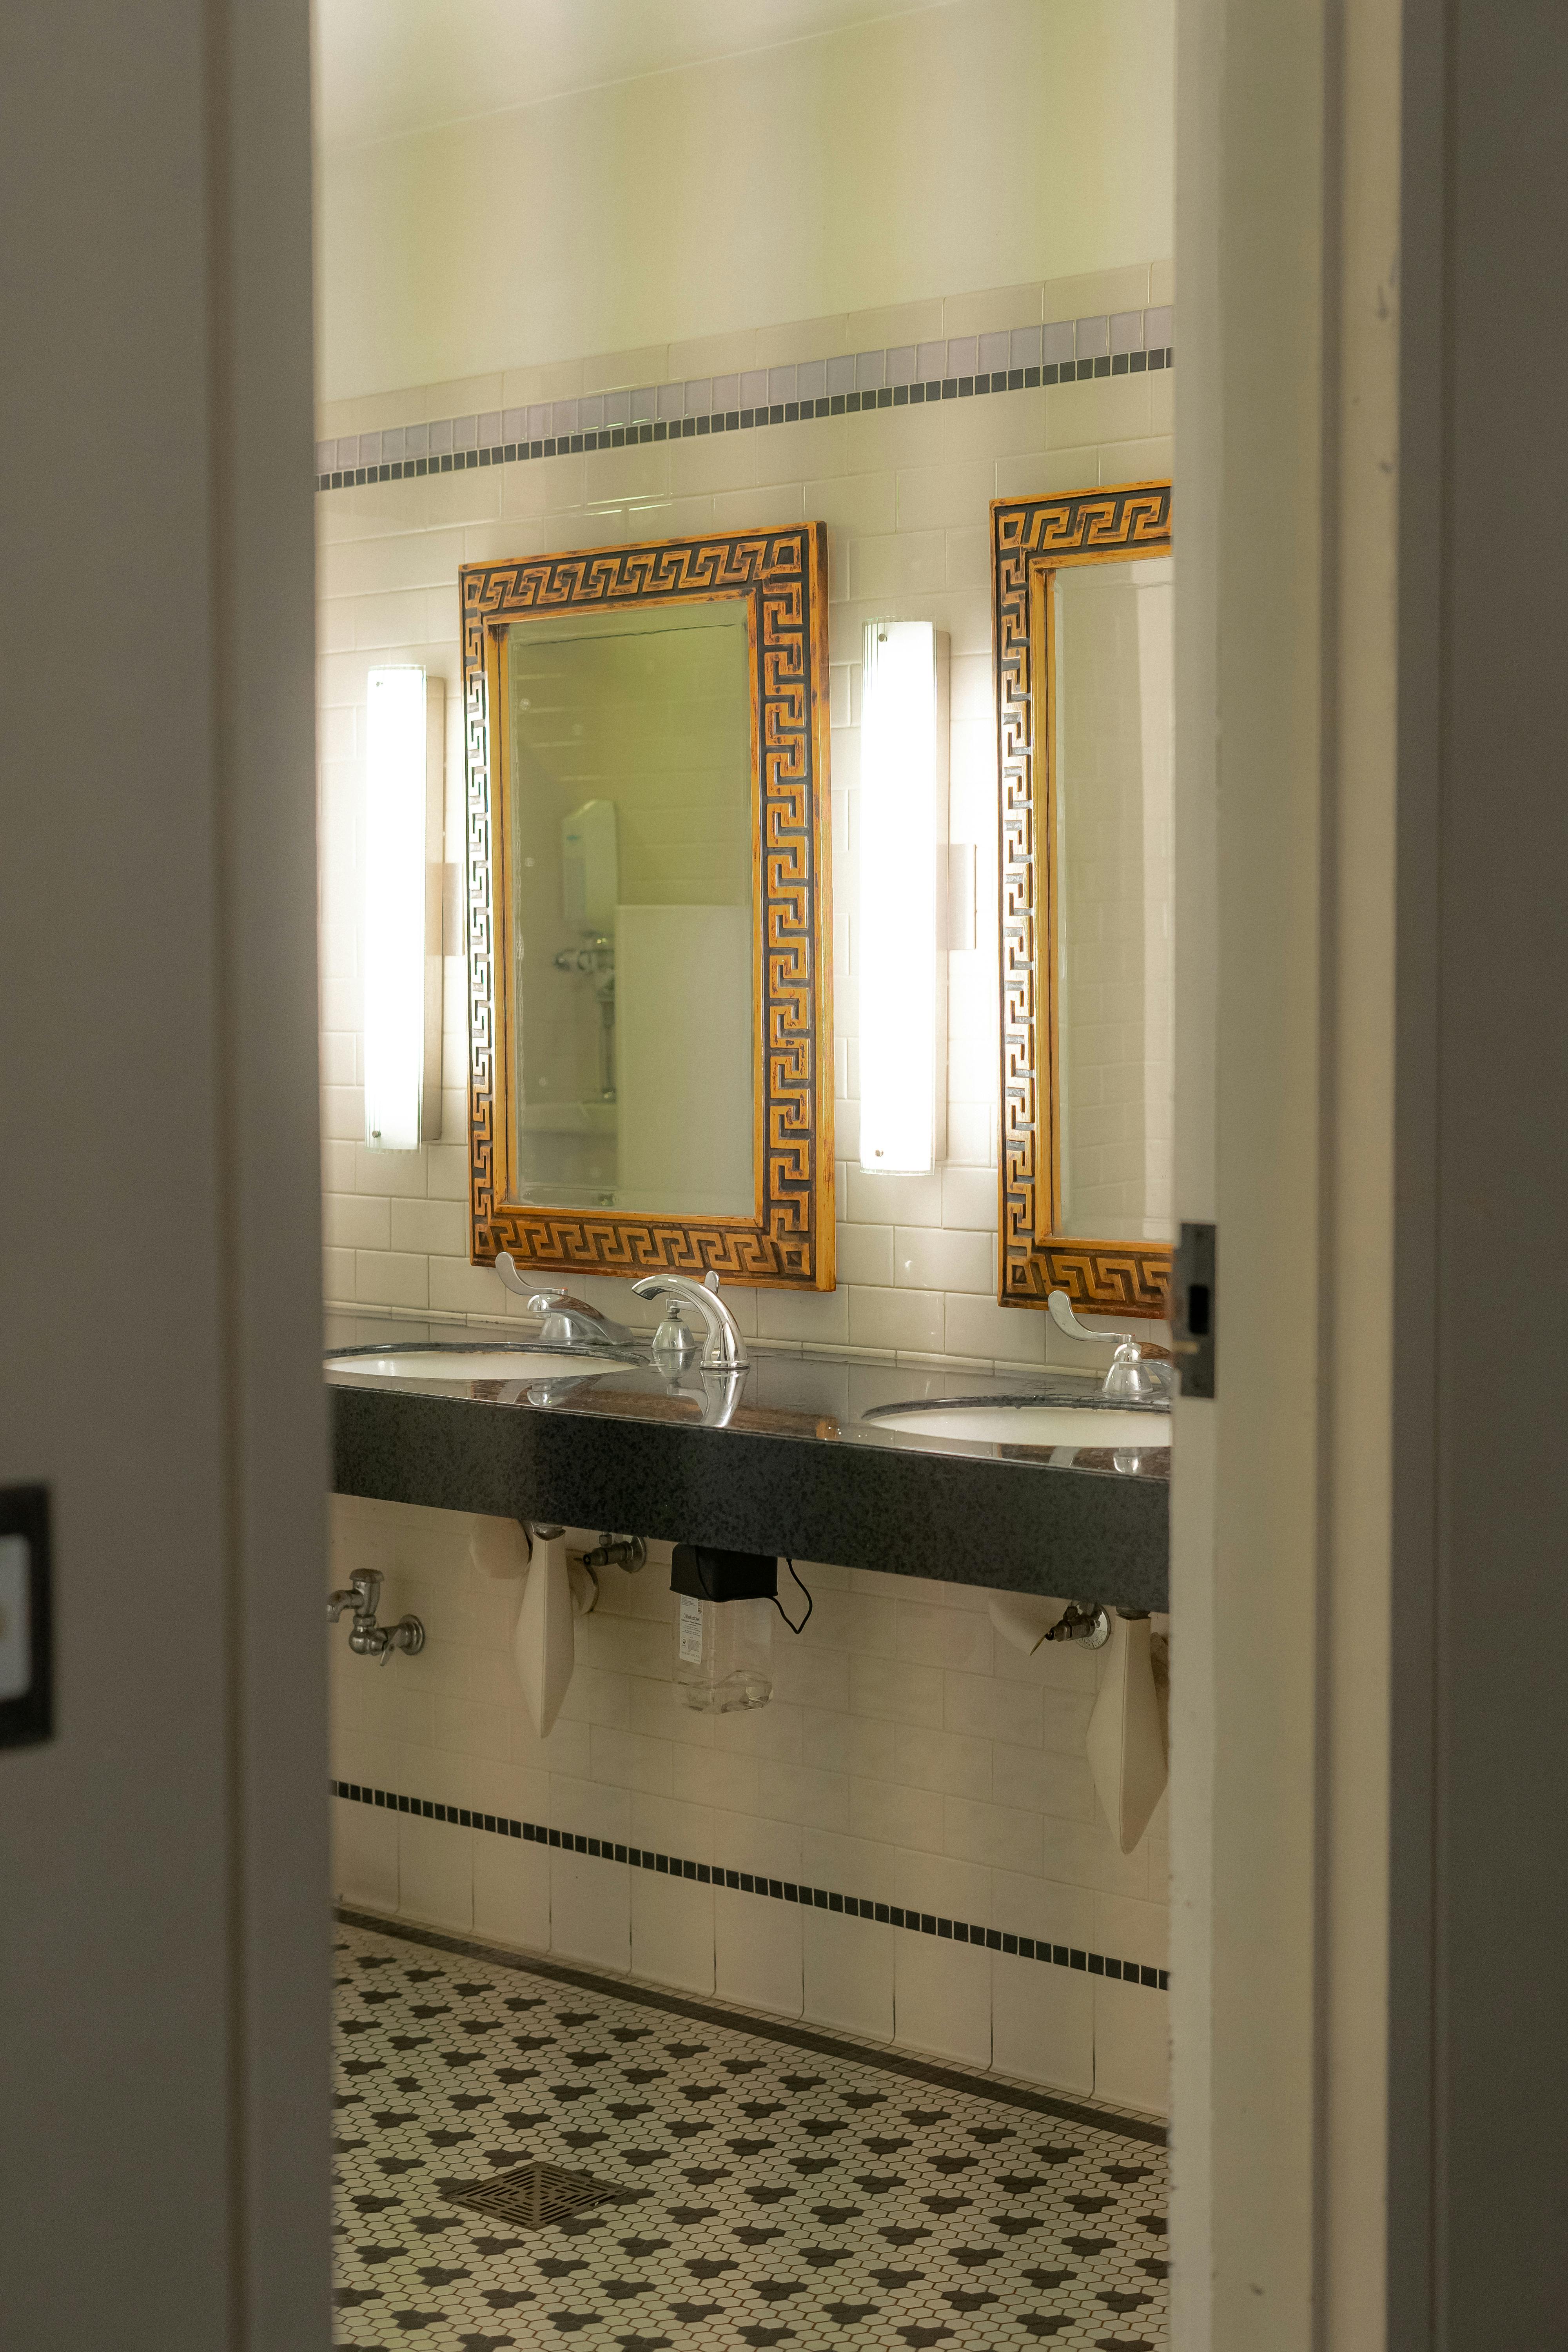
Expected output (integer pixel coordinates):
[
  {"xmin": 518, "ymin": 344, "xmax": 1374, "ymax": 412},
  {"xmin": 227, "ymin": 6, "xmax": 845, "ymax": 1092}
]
[
  {"xmin": 333, "ymin": 1900, "xmax": 1168, "ymax": 2150},
  {"xmin": 332, "ymin": 1780, "xmax": 1169, "ymax": 1997}
]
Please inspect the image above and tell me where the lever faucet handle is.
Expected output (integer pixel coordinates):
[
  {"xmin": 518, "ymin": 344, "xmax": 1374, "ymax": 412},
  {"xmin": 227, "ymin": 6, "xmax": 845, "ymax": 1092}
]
[
  {"xmin": 1048, "ymin": 1292, "xmax": 1173, "ymax": 1363},
  {"xmin": 1047, "ymin": 1290, "xmax": 1135, "ymax": 1345},
  {"xmin": 495, "ymin": 1255, "xmax": 575, "ymax": 1316},
  {"xmin": 495, "ymin": 1252, "xmax": 534, "ymax": 1298}
]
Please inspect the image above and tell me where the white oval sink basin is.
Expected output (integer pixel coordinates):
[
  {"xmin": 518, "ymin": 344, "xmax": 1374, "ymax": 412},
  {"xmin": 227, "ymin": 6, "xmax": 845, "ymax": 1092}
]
[
  {"xmin": 871, "ymin": 1403, "xmax": 1169, "ymax": 1449},
  {"xmin": 325, "ymin": 1349, "xmax": 639, "ymax": 1382}
]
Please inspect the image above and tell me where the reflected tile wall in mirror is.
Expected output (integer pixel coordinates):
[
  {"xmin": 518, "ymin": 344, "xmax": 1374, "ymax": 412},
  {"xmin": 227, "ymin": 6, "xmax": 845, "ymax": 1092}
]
[
  {"xmin": 505, "ymin": 604, "xmax": 755, "ymax": 1220},
  {"xmin": 1054, "ymin": 555, "xmax": 1175, "ymax": 1245}
]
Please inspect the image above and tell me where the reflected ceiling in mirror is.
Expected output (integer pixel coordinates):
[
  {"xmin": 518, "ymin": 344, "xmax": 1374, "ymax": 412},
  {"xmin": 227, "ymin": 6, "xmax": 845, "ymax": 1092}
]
[{"xmin": 460, "ymin": 527, "xmax": 834, "ymax": 1291}]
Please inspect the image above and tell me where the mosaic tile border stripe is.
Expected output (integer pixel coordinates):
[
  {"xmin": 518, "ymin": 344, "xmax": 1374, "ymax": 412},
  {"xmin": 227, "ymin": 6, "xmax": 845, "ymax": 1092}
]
[
  {"xmin": 335, "ymin": 1903, "xmax": 1169, "ymax": 2151},
  {"xmin": 316, "ymin": 306, "xmax": 1175, "ymax": 492},
  {"xmin": 333, "ymin": 1780, "xmax": 1169, "ymax": 1995}
]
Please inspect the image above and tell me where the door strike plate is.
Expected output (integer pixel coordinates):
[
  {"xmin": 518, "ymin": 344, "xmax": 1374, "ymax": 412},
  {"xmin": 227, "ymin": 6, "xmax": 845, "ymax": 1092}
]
[{"xmin": 1171, "ymin": 1222, "xmax": 1216, "ymax": 1399}]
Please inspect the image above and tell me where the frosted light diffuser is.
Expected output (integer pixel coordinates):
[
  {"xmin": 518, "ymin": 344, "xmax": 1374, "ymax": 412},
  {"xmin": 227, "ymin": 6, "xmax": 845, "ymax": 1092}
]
[
  {"xmin": 858, "ymin": 621, "xmax": 949, "ymax": 1172},
  {"xmin": 363, "ymin": 665, "xmax": 440, "ymax": 1151}
]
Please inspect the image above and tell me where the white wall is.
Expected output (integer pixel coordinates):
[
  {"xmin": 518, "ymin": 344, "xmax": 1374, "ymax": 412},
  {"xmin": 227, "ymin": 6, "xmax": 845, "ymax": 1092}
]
[
  {"xmin": 317, "ymin": 0, "xmax": 1174, "ymax": 403},
  {"xmin": 330, "ymin": 1497, "xmax": 1171, "ymax": 2115}
]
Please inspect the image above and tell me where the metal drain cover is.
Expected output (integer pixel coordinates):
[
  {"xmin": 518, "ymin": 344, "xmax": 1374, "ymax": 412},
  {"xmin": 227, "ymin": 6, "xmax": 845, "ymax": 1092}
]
[{"xmin": 442, "ymin": 2158, "xmax": 619, "ymax": 2231}]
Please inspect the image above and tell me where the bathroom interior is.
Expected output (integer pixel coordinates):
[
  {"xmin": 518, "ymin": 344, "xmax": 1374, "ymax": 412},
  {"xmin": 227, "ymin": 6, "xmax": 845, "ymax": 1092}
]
[
  {"xmin": 11, "ymin": 0, "xmax": 1565, "ymax": 2341},
  {"xmin": 318, "ymin": 5, "xmax": 1178, "ymax": 2345}
]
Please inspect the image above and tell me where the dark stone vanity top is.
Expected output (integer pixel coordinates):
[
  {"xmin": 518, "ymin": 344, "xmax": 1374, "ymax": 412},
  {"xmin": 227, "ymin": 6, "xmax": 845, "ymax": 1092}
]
[{"xmin": 325, "ymin": 1313, "xmax": 1170, "ymax": 1610}]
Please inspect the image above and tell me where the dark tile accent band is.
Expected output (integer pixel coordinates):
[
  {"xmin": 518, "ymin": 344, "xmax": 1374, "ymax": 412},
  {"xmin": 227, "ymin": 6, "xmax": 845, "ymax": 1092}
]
[
  {"xmin": 316, "ymin": 342, "xmax": 1175, "ymax": 493},
  {"xmin": 332, "ymin": 1779, "xmax": 1168, "ymax": 1995},
  {"xmin": 334, "ymin": 1902, "xmax": 1168, "ymax": 2150}
]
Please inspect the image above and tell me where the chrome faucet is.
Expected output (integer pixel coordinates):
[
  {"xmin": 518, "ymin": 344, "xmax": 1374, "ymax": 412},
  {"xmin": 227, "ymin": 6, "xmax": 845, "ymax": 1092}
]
[
  {"xmin": 525, "ymin": 1288, "xmax": 637, "ymax": 1348},
  {"xmin": 632, "ymin": 1269, "xmax": 749, "ymax": 1370},
  {"xmin": 327, "ymin": 1568, "xmax": 425, "ymax": 1664},
  {"xmin": 1046, "ymin": 1290, "xmax": 1175, "ymax": 1403},
  {"xmin": 494, "ymin": 1252, "xmax": 636, "ymax": 1348}
]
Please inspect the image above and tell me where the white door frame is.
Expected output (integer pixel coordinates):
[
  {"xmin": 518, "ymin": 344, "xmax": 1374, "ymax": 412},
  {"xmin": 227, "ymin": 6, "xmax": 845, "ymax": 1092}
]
[
  {"xmin": 1172, "ymin": 1, "xmax": 1568, "ymax": 2343},
  {"xmin": 0, "ymin": 2, "xmax": 328, "ymax": 2343}
]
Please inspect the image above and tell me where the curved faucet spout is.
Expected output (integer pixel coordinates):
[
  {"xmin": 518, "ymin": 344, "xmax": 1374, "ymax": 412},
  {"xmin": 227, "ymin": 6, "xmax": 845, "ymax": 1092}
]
[{"xmin": 632, "ymin": 1269, "xmax": 749, "ymax": 1370}]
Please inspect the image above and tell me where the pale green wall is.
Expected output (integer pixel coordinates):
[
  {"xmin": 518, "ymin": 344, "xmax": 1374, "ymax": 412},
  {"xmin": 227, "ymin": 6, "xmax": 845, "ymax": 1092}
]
[{"xmin": 317, "ymin": 0, "xmax": 1174, "ymax": 401}]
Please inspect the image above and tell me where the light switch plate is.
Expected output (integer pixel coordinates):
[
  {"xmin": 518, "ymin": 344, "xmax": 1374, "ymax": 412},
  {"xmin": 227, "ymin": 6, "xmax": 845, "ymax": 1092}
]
[
  {"xmin": 0, "ymin": 1537, "xmax": 29, "ymax": 1699},
  {"xmin": 0, "ymin": 1486, "xmax": 51, "ymax": 1748}
]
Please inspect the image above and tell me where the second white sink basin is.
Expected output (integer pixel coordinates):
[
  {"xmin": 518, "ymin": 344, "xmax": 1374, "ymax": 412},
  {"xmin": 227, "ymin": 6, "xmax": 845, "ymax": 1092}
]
[
  {"xmin": 870, "ymin": 1402, "xmax": 1170, "ymax": 1450},
  {"xmin": 326, "ymin": 1349, "xmax": 640, "ymax": 1382}
]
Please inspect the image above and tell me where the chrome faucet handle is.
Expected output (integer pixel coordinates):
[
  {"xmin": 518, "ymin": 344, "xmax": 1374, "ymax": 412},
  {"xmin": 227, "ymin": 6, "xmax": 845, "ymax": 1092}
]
[
  {"xmin": 650, "ymin": 1301, "xmax": 701, "ymax": 1370},
  {"xmin": 494, "ymin": 1255, "xmax": 635, "ymax": 1347},
  {"xmin": 1046, "ymin": 1290, "xmax": 1173, "ymax": 1401},
  {"xmin": 536, "ymin": 1292, "xmax": 637, "ymax": 1347},
  {"xmin": 1103, "ymin": 1343, "xmax": 1174, "ymax": 1403},
  {"xmin": 494, "ymin": 1251, "xmax": 533, "ymax": 1299},
  {"xmin": 1047, "ymin": 1290, "xmax": 1138, "ymax": 1345},
  {"xmin": 631, "ymin": 1269, "xmax": 748, "ymax": 1370},
  {"xmin": 526, "ymin": 1289, "xmax": 598, "ymax": 1322},
  {"xmin": 495, "ymin": 1255, "xmax": 575, "ymax": 1318}
]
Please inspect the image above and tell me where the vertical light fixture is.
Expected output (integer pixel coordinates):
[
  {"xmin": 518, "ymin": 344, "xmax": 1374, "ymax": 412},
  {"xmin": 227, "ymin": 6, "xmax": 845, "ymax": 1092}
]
[
  {"xmin": 858, "ymin": 620, "xmax": 949, "ymax": 1172},
  {"xmin": 363, "ymin": 665, "xmax": 444, "ymax": 1150}
]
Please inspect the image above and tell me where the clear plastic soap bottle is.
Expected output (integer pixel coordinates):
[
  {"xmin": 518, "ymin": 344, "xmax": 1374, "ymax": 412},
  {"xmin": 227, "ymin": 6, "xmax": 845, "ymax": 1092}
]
[{"xmin": 670, "ymin": 1544, "xmax": 775, "ymax": 1713}]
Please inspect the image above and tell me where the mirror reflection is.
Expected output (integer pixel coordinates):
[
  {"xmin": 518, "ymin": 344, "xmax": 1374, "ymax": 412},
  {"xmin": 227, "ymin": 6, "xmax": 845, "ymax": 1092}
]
[
  {"xmin": 505, "ymin": 602, "xmax": 757, "ymax": 1219},
  {"xmin": 1051, "ymin": 554, "xmax": 1175, "ymax": 1244}
]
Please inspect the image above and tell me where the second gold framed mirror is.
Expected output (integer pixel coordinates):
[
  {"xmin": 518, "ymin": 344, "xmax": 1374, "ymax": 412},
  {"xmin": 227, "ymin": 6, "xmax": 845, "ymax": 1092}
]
[
  {"xmin": 460, "ymin": 525, "xmax": 834, "ymax": 1290},
  {"xmin": 993, "ymin": 480, "xmax": 1174, "ymax": 1319}
]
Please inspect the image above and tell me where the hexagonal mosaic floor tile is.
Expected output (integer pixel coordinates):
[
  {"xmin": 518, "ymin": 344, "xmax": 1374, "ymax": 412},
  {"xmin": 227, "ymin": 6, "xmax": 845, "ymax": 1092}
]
[{"xmin": 332, "ymin": 1920, "xmax": 1168, "ymax": 2351}]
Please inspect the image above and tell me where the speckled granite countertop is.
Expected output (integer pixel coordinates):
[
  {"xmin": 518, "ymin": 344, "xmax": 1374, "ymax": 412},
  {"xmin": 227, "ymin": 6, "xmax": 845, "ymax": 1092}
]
[{"xmin": 325, "ymin": 1313, "xmax": 1169, "ymax": 1610}]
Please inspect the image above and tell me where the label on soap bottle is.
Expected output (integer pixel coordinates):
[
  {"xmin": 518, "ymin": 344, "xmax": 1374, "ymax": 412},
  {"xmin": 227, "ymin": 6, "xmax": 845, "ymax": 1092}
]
[{"xmin": 677, "ymin": 1594, "xmax": 704, "ymax": 1664}]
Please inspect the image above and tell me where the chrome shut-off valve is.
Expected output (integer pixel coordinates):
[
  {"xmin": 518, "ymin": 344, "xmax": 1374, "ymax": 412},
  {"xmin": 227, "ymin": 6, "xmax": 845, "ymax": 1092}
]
[{"xmin": 327, "ymin": 1568, "xmax": 425, "ymax": 1664}]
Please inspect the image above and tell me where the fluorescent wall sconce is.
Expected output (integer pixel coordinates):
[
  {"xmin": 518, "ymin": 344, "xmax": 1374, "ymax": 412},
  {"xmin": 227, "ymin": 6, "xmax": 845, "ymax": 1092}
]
[
  {"xmin": 363, "ymin": 665, "xmax": 444, "ymax": 1151},
  {"xmin": 858, "ymin": 620, "xmax": 949, "ymax": 1172}
]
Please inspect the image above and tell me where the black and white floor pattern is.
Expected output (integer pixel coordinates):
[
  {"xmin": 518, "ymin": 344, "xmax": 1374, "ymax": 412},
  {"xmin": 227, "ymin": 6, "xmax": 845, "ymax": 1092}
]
[{"xmin": 333, "ymin": 1916, "xmax": 1169, "ymax": 2352}]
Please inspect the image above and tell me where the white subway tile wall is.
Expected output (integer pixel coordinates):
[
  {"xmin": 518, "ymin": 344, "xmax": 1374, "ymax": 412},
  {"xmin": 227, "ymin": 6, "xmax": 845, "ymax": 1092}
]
[
  {"xmin": 317, "ymin": 272, "xmax": 1174, "ymax": 1371},
  {"xmin": 329, "ymin": 1496, "xmax": 1171, "ymax": 2115}
]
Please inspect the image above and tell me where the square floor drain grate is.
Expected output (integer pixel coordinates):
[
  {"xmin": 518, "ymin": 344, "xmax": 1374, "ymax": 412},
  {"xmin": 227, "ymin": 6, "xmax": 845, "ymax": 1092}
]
[{"xmin": 443, "ymin": 2159, "xmax": 619, "ymax": 2231}]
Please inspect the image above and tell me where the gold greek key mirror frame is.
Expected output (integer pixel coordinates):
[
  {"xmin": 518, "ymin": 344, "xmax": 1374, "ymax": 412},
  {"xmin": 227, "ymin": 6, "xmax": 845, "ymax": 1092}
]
[
  {"xmin": 460, "ymin": 524, "xmax": 834, "ymax": 1289},
  {"xmin": 993, "ymin": 480, "xmax": 1174, "ymax": 1318}
]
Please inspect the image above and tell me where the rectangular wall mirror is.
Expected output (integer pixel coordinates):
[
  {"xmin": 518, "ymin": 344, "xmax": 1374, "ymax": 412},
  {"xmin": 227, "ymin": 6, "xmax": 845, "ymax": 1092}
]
[
  {"xmin": 460, "ymin": 526, "xmax": 834, "ymax": 1289},
  {"xmin": 992, "ymin": 481, "xmax": 1174, "ymax": 1318}
]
